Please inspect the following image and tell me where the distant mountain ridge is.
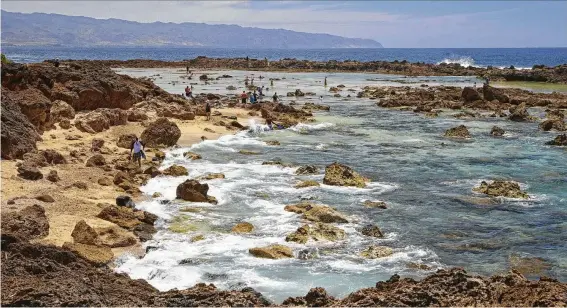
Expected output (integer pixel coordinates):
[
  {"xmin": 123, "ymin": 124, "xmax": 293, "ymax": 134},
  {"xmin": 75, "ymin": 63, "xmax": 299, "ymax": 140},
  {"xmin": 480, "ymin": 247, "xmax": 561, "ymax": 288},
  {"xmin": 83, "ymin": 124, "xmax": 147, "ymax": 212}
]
[{"xmin": 1, "ymin": 10, "xmax": 383, "ymax": 49}]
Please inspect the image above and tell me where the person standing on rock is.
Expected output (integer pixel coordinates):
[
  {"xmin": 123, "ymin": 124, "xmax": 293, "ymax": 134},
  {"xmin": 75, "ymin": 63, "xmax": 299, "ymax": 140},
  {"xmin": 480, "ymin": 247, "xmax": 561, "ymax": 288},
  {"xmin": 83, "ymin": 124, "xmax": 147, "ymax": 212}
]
[
  {"xmin": 241, "ymin": 91, "xmax": 248, "ymax": 104},
  {"xmin": 205, "ymin": 102, "xmax": 212, "ymax": 121},
  {"xmin": 130, "ymin": 137, "xmax": 145, "ymax": 168}
]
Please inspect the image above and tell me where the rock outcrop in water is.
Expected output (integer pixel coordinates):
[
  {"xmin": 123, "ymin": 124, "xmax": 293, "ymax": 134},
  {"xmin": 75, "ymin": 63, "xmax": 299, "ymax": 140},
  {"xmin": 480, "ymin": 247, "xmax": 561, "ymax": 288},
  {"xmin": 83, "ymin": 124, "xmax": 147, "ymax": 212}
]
[
  {"xmin": 546, "ymin": 134, "xmax": 567, "ymax": 146},
  {"xmin": 323, "ymin": 162, "xmax": 368, "ymax": 188},
  {"xmin": 286, "ymin": 223, "xmax": 346, "ymax": 244},
  {"xmin": 444, "ymin": 125, "xmax": 471, "ymax": 139},
  {"xmin": 249, "ymin": 244, "xmax": 294, "ymax": 259},
  {"xmin": 473, "ymin": 180, "xmax": 529, "ymax": 199},
  {"xmin": 86, "ymin": 58, "xmax": 567, "ymax": 84}
]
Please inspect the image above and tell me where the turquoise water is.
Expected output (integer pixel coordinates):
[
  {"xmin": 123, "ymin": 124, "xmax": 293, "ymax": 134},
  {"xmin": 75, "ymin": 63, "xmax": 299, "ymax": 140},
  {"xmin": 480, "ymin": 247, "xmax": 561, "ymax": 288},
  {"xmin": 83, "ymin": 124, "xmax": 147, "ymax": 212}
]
[{"xmin": 115, "ymin": 69, "xmax": 567, "ymax": 303}]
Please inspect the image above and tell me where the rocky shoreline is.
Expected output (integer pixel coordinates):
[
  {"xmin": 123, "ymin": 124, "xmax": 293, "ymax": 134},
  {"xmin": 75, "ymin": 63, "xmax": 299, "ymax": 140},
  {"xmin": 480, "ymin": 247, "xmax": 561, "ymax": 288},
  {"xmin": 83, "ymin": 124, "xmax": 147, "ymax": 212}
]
[
  {"xmin": 2, "ymin": 60, "xmax": 567, "ymax": 306},
  {"xmin": 62, "ymin": 57, "xmax": 567, "ymax": 84}
]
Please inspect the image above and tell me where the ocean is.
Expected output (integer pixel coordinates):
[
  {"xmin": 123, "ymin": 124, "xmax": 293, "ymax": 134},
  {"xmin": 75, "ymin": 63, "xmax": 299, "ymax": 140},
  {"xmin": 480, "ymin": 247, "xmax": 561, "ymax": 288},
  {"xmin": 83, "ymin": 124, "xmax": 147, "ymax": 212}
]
[
  {"xmin": 2, "ymin": 47, "xmax": 567, "ymax": 69},
  {"xmin": 112, "ymin": 68, "xmax": 567, "ymax": 303}
]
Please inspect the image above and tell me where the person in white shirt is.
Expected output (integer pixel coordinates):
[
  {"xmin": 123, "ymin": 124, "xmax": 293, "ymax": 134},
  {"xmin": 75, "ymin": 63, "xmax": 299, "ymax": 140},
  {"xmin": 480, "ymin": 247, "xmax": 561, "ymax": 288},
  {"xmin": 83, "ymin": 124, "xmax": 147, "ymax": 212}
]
[{"xmin": 130, "ymin": 137, "xmax": 145, "ymax": 167}]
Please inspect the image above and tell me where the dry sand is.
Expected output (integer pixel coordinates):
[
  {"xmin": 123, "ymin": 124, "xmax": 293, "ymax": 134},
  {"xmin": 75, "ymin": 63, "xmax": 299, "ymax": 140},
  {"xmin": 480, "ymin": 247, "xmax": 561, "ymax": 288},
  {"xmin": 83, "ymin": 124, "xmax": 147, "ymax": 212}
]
[{"xmin": 1, "ymin": 108, "xmax": 257, "ymax": 257}]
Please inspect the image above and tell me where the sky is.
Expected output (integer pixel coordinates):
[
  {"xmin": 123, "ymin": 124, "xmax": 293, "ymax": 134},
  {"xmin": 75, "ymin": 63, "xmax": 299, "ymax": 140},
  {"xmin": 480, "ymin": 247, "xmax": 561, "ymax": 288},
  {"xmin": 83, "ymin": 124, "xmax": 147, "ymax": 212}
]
[{"xmin": 2, "ymin": 0, "xmax": 566, "ymax": 48}]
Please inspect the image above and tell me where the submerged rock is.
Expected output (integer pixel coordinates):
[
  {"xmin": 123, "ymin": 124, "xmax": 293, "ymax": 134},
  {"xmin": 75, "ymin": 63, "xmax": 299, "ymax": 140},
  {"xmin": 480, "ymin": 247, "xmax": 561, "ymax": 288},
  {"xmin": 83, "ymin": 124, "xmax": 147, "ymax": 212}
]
[
  {"xmin": 323, "ymin": 162, "xmax": 367, "ymax": 188},
  {"xmin": 286, "ymin": 223, "xmax": 346, "ymax": 244},
  {"xmin": 360, "ymin": 245, "xmax": 394, "ymax": 259},
  {"xmin": 490, "ymin": 126, "xmax": 505, "ymax": 137},
  {"xmin": 360, "ymin": 224, "xmax": 384, "ymax": 238},
  {"xmin": 473, "ymin": 180, "xmax": 529, "ymax": 199},
  {"xmin": 363, "ymin": 200, "xmax": 387, "ymax": 209},
  {"xmin": 546, "ymin": 134, "xmax": 567, "ymax": 146},
  {"xmin": 295, "ymin": 180, "xmax": 320, "ymax": 188},
  {"xmin": 296, "ymin": 165, "xmax": 318, "ymax": 175},
  {"xmin": 231, "ymin": 222, "xmax": 254, "ymax": 233},
  {"xmin": 249, "ymin": 244, "xmax": 293, "ymax": 259},
  {"xmin": 444, "ymin": 125, "xmax": 471, "ymax": 139},
  {"xmin": 539, "ymin": 118, "xmax": 566, "ymax": 131},
  {"xmin": 265, "ymin": 140, "xmax": 280, "ymax": 146},
  {"xmin": 183, "ymin": 151, "xmax": 202, "ymax": 160},
  {"xmin": 196, "ymin": 173, "xmax": 226, "ymax": 180}
]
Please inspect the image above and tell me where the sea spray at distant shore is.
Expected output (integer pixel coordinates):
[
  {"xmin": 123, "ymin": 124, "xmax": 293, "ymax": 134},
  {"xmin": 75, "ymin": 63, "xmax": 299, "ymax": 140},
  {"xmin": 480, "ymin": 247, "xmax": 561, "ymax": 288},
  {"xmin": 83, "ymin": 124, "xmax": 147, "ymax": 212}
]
[{"xmin": 437, "ymin": 56, "xmax": 476, "ymax": 68}]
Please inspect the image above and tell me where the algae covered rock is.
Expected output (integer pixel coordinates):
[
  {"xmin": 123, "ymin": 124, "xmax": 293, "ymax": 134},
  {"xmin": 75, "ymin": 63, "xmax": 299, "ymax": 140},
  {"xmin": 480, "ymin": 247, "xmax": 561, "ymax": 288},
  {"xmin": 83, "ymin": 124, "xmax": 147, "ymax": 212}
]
[
  {"xmin": 360, "ymin": 245, "xmax": 394, "ymax": 259},
  {"xmin": 296, "ymin": 165, "xmax": 318, "ymax": 175},
  {"xmin": 286, "ymin": 223, "xmax": 346, "ymax": 244},
  {"xmin": 360, "ymin": 224, "xmax": 384, "ymax": 238},
  {"xmin": 295, "ymin": 180, "xmax": 320, "ymax": 188},
  {"xmin": 546, "ymin": 134, "xmax": 567, "ymax": 146},
  {"xmin": 249, "ymin": 244, "xmax": 293, "ymax": 259},
  {"xmin": 232, "ymin": 222, "xmax": 255, "ymax": 233},
  {"xmin": 183, "ymin": 151, "xmax": 202, "ymax": 160},
  {"xmin": 490, "ymin": 126, "xmax": 505, "ymax": 137},
  {"xmin": 444, "ymin": 125, "xmax": 471, "ymax": 139},
  {"xmin": 473, "ymin": 180, "xmax": 528, "ymax": 199},
  {"xmin": 323, "ymin": 162, "xmax": 367, "ymax": 188}
]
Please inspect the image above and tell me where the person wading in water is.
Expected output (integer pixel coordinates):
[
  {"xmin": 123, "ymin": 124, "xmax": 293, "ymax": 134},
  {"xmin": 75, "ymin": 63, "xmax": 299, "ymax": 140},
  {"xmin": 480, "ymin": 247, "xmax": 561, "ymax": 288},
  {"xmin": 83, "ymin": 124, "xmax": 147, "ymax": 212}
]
[
  {"xmin": 241, "ymin": 91, "xmax": 248, "ymax": 104},
  {"xmin": 130, "ymin": 137, "xmax": 145, "ymax": 168}
]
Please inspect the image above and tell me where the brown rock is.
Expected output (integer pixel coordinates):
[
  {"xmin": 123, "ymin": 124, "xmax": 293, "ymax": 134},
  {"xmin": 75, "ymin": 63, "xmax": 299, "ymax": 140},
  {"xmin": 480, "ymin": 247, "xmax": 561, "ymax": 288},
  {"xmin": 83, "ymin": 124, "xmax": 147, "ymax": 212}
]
[
  {"xmin": 183, "ymin": 151, "xmax": 202, "ymax": 160},
  {"xmin": 98, "ymin": 177, "xmax": 112, "ymax": 186},
  {"xmin": 490, "ymin": 126, "xmax": 505, "ymax": 136},
  {"xmin": 140, "ymin": 118, "xmax": 181, "ymax": 147},
  {"xmin": 286, "ymin": 223, "xmax": 345, "ymax": 244},
  {"xmin": 96, "ymin": 205, "xmax": 142, "ymax": 230},
  {"xmin": 62, "ymin": 242, "xmax": 113, "ymax": 265},
  {"xmin": 231, "ymin": 222, "xmax": 255, "ymax": 233},
  {"xmin": 86, "ymin": 154, "xmax": 106, "ymax": 167},
  {"xmin": 360, "ymin": 245, "xmax": 394, "ymax": 259},
  {"xmin": 360, "ymin": 224, "xmax": 384, "ymax": 238},
  {"xmin": 71, "ymin": 220, "xmax": 100, "ymax": 245},
  {"xmin": 50, "ymin": 100, "xmax": 75, "ymax": 122},
  {"xmin": 295, "ymin": 180, "xmax": 320, "ymax": 188},
  {"xmin": 46, "ymin": 170, "xmax": 60, "ymax": 182},
  {"xmin": 363, "ymin": 200, "xmax": 387, "ymax": 209},
  {"xmin": 1, "ymin": 204, "xmax": 49, "ymax": 241},
  {"xmin": 323, "ymin": 162, "xmax": 367, "ymax": 188},
  {"xmin": 546, "ymin": 134, "xmax": 567, "ymax": 146},
  {"xmin": 163, "ymin": 165, "xmax": 188, "ymax": 176},
  {"xmin": 444, "ymin": 125, "xmax": 471, "ymax": 139},
  {"xmin": 473, "ymin": 180, "xmax": 529, "ymax": 199},
  {"xmin": 117, "ymin": 133, "xmax": 137, "ymax": 149},
  {"xmin": 249, "ymin": 244, "xmax": 293, "ymax": 259},
  {"xmin": 17, "ymin": 164, "xmax": 43, "ymax": 180},
  {"xmin": 176, "ymin": 180, "xmax": 209, "ymax": 202},
  {"xmin": 35, "ymin": 194, "xmax": 55, "ymax": 203},
  {"xmin": 461, "ymin": 87, "xmax": 482, "ymax": 102},
  {"xmin": 0, "ymin": 96, "xmax": 41, "ymax": 159},
  {"xmin": 96, "ymin": 226, "xmax": 137, "ymax": 248},
  {"xmin": 91, "ymin": 138, "xmax": 105, "ymax": 151}
]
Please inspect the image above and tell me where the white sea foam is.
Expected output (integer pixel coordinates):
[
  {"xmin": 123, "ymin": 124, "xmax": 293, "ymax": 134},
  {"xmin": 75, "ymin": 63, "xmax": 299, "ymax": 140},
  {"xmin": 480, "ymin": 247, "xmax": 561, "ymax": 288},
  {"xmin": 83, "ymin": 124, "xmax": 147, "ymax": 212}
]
[
  {"xmin": 438, "ymin": 56, "xmax": 476, "ymax": 68},
  {"xmin": 289, "ymin": 122, "xmax": 335, "ymax": 133}
]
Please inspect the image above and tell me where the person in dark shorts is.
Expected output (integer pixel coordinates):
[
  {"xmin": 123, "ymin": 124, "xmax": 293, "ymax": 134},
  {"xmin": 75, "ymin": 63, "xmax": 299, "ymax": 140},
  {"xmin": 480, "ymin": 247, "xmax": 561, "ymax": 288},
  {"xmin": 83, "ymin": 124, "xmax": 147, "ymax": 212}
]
[
  {"xmin": 205, "ymin": 102, "xmax": 211, "ymax": 121},
  {"xmin": 241, "ymin": 91, "xmax": 247, "ymax": 104},
  {"xmin": 130, "ymin": 137, "xmax": 145, "ymax": 167},
  {"xmin": 272, "ymin": 92, "xmax": 278, "ymax": 103}
]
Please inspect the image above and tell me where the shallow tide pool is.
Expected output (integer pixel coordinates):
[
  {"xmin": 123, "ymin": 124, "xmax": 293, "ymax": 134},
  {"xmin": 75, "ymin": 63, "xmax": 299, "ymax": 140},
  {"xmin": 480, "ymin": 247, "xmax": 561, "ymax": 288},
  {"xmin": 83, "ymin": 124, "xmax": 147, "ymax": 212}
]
[{"xmin": 114, "ymin": 69, "xmax": 567, "ymax": 303}]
